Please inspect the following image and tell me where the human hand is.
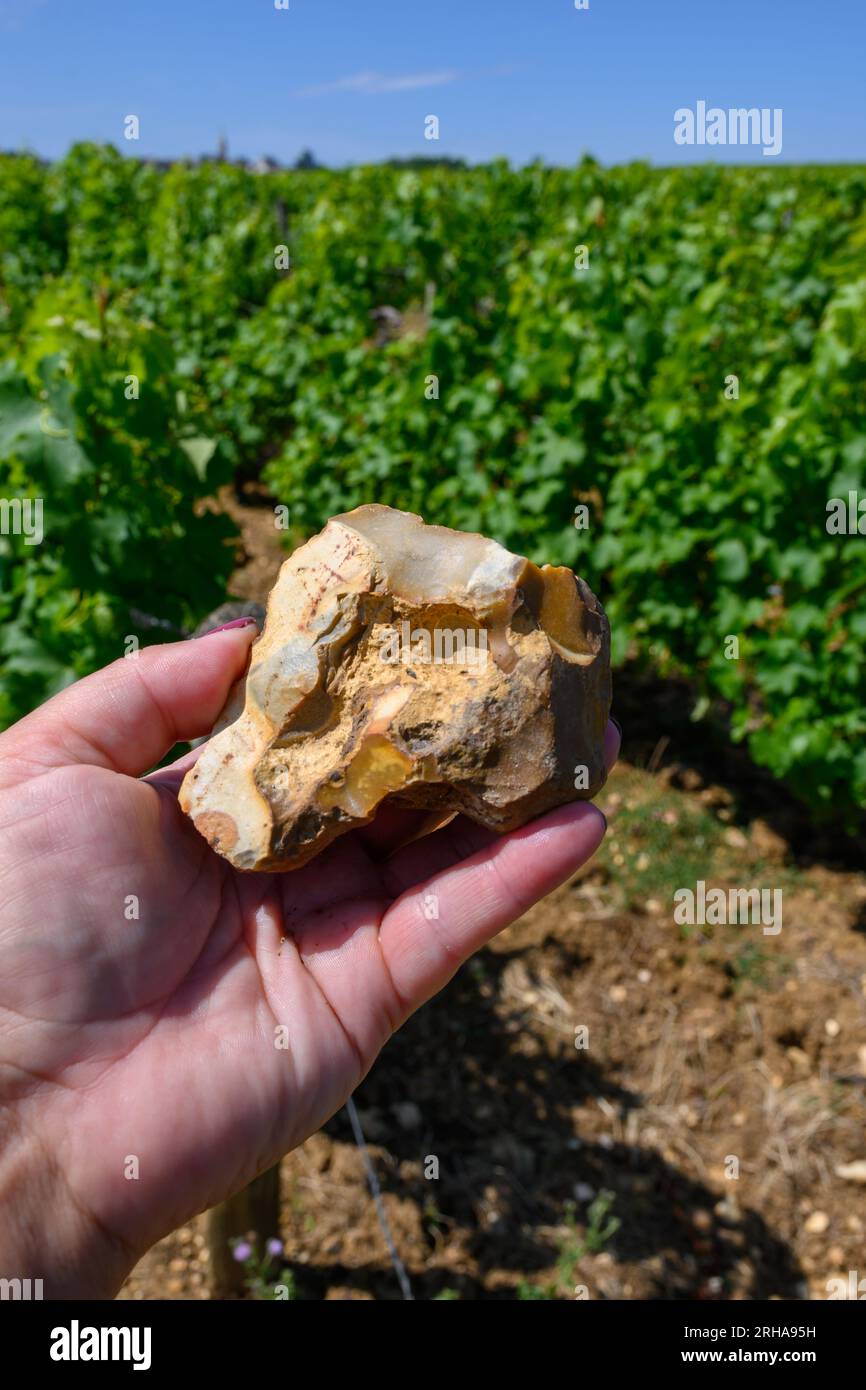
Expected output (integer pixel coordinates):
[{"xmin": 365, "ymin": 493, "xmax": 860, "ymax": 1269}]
[{"xmin": 0, "ymin": 623, "xmax": 618, "ymax": 1298}]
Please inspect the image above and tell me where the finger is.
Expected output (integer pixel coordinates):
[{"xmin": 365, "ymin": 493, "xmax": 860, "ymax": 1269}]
[
  {"xmin": 0, "ymin": 623, "xmax": 258, "ymax": 783},
  {"xmin": 383, "ymin": 716, "xmax": 622, "ymax": 897},
  {"xmin": 380, "ymin": 799, "xmax": 608, "ymax": 1011},
  {"xmin": 144, "ymin": 742, "xmax": 206, "ymax": 793},
  {"xmin": 381, "ymin": 813, "xmax": 497, "ymax": 899},
  {"xmin": 352, "ymin": 801, "xmax": 433, "ymax": 858}
]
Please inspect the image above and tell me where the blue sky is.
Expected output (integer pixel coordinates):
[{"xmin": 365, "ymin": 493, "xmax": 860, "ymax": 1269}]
[{"xmin": 0, "ymin": 0, "xmax": 863, "ymax": 166}]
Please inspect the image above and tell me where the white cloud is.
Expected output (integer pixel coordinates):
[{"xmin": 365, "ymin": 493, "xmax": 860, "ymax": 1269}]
[{"xmin": 296, "ymin": 70, "xmax": 460, "ymax": 98}]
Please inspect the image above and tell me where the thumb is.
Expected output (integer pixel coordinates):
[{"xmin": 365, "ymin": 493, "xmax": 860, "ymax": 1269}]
[{"xmin": 0, "ymin": 620, "xmax": 258, "ymax": 783}]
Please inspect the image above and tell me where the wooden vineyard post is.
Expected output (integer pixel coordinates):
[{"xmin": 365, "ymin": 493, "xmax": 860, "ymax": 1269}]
[{"xmin": 207, "ymin": 1164, "xmax": 281, "ymax": 1298}]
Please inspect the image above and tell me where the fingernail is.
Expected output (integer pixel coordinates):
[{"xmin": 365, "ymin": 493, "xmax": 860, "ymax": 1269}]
[
  {"xmin": 196, "ymin": 617, "xmax": 259, "ymax": 638},
  {"xmin": 611, "ymin": 715, "xmax": 623, "ymax": 738},
  {"xmin": 596, "ymin": 806, "xmax": 608, "ymax": 833}
]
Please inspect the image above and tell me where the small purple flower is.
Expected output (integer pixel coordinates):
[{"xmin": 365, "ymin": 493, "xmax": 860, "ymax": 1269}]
[
  {"xmin": 266, "ymin": 1238, "xmax": 284, "ymax": 1258},
  {"xmin": 233, "ymin": 1240, "xmax": 253, "ymax": 1262}
]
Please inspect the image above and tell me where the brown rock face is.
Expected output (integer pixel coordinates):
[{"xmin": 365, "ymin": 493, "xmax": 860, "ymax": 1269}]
[{"xmin": 179, "ymin": 505, "xmax": 611, "ymax": 871}]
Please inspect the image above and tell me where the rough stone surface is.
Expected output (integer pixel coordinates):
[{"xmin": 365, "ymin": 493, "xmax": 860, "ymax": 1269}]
[{"xmin": 179, "ymin": 504, "xmax": 611, "ymax": 871}]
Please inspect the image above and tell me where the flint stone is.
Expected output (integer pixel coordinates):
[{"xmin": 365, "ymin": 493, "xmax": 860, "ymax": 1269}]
[{"xmin": 179, "ymin": 504, "xmax": 611, "ymax": 871}]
